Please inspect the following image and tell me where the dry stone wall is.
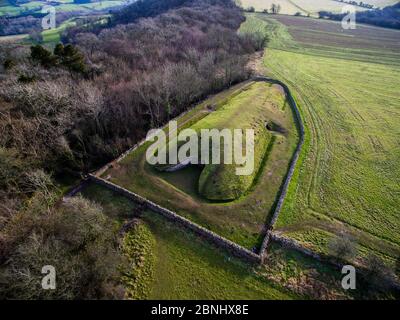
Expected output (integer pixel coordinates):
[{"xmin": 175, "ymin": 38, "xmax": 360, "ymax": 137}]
[{"xmin": 89, "ymin": 174, "xmax": 262, "ymax": 263}]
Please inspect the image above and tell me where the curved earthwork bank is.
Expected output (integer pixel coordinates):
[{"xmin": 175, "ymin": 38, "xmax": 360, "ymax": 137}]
[{"xmin": 69, "ymin": 76, "xmax": 306, "ymax": 263}]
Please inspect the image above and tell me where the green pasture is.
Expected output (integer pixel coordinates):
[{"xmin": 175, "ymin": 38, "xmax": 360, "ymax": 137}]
[
  {"xmin": 241, "ymin": 13, "xmax": 400, "ymax": 266},
  {"xmin": 153, "ymin": 82, "xmax": 286, "ymax": 201}
]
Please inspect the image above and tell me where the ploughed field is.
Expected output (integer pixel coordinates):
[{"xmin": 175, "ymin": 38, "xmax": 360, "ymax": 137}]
[
  {"xmin": 241, "ymin": 13, "xmax": 400, "ymax": 265},
  {"xmin": 101, "ymin": 80, "xmax": 299, "ymax": 249}
]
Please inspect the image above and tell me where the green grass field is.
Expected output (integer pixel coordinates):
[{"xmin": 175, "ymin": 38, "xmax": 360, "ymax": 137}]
[
  {"xmin": 241, "ymin": 13, "xmax": 400, "ymax": 266},
  {"xmin": 102, "ymin": 80, "xmax": 299, "ymax": 249},
  {"xmin": 41, "ymin": 18, "xmax": 77, "ymax": 43}
]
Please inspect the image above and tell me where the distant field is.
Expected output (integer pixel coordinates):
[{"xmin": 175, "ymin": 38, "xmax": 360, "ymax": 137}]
[
  {"xmin": 41, "ymin": 18, "xmax": 77, "ymax": 43},
  {"xmin": 101, "ymin": 80, "xmax": 299, "ymax": 249},
  {"xmin": 0, "ymin": 18, "xmax": 77, "ymax": 44},
  {"xmin": 240, "ymin": 0, "xmax": 399, "ymax": 16},
  {"xmin": 270, "ymin": 14, "xmax": 400, "ymax": 53},
  {"xmin": 363, "ymin": 0, "xmax": 400, "ymax": 6},
  {"xmin": 241, "ymin": 13, "xmax": 400, "ymax": 265},
  {"xmin": 0, "ymin": 33, "xmax": 27, "ymax": 42},
  {"xmin": 0, "ymin": 0, "xmax": 22, "ymax": 15},
  {"xmin": 0, "ymin": 0, "xmax": 123, "ymax": 16},
  {"xmin": 80, "ymin": 183, "xmax": 301, "ymax": 299},
  {"xmin": 0, "ymin": 14, "xmax": 109, "ymax": 45}
]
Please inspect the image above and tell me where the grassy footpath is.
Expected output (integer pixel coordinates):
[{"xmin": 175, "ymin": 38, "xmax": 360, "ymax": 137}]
[
  {"xmin": 144, "ymin": 212, "xmax": 295, "ymax": 299},
  {"xmin": 0, "ymin": 0, "xmax": 123, "ymax": 17},
  {"xmin": 156, "ymin": 82, "xmax": 282, "ymax": 201},
  {"xmin": 241, "ymin": 13, "xmax": 400, "ymax": 266}
]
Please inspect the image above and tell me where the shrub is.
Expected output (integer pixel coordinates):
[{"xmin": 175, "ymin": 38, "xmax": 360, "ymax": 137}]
[
  {"xmin": 328, "ymin": 234, "xmax": 357, "ymax": 261},
  {"xmin": 3, "ymin": 59, "xmax": 16, "ymax": 70},
  {"xmin": 364, "ymin": 254, "xmax": 397, "ymax": 292},
  {"xmin": 0, "ymin": 195, "xmax": 124, "ymax": 299},
  {"xmin": 30, "ymin": 45, "xmax": 57, "ymax": 68}
]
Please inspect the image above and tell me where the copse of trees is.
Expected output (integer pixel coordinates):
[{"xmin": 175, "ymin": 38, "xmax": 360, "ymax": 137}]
[
  {"xmin": 270, "ymin": 3, "xmax": 281, "ymax": 14},
  {"xmin": 244, "ymin": 6, "xmax": 255, "ymax": 12},
  {"xmin": 333, "ymin": 0, "xmax": 374, "ymax": 9},
  {"xmin": 113, "ymin": 0, "xmax": 240, "ymax": 24},
  {"xmin": 113, "ymin": 0, "xmax": 193, "ymax": 24}
]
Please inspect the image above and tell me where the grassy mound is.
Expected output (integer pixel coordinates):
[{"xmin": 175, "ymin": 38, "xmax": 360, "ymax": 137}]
[
  {"xmin": 242, "ymin": 14, "xmax": 400, "ymax": 263},
  {"xmin": 154, "ymin": 82, "xmax": 287, "ymax": 201}
]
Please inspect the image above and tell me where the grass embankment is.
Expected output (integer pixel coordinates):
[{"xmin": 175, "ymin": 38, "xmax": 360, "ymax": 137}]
[
  {"xmin": 80, "ymin": 183, "xmax": 300, "ymax": 299},
  {"xmin": 101, "ymin": 81, "xmax": 299, "ymax": 249},
  {"xmin": 154, "ymin": 82, "xmax": 281, "ymax": 201},
  {"xmin": 194, "ymin": 83, "xmax": 276, "ymax": 200},
  {"xmin": 242, "ymin": 13, "xmax": 400, "ymax": 265}
]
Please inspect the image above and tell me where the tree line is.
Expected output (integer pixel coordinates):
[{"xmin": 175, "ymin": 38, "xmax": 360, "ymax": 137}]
[{"xmin": 0, "ymin": 0, "xmax": 262, "ymax": 299}]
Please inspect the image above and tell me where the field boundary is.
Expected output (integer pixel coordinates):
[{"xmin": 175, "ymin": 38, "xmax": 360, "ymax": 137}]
[{"xmin": 254, "ymin": 76, "xmax": 305, "ymax": 260}]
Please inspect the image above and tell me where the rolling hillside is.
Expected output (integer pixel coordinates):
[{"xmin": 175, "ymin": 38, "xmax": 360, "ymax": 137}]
[{"xmin": 241, "ymin": 13, "xmax": 400, "ymax": 266}]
